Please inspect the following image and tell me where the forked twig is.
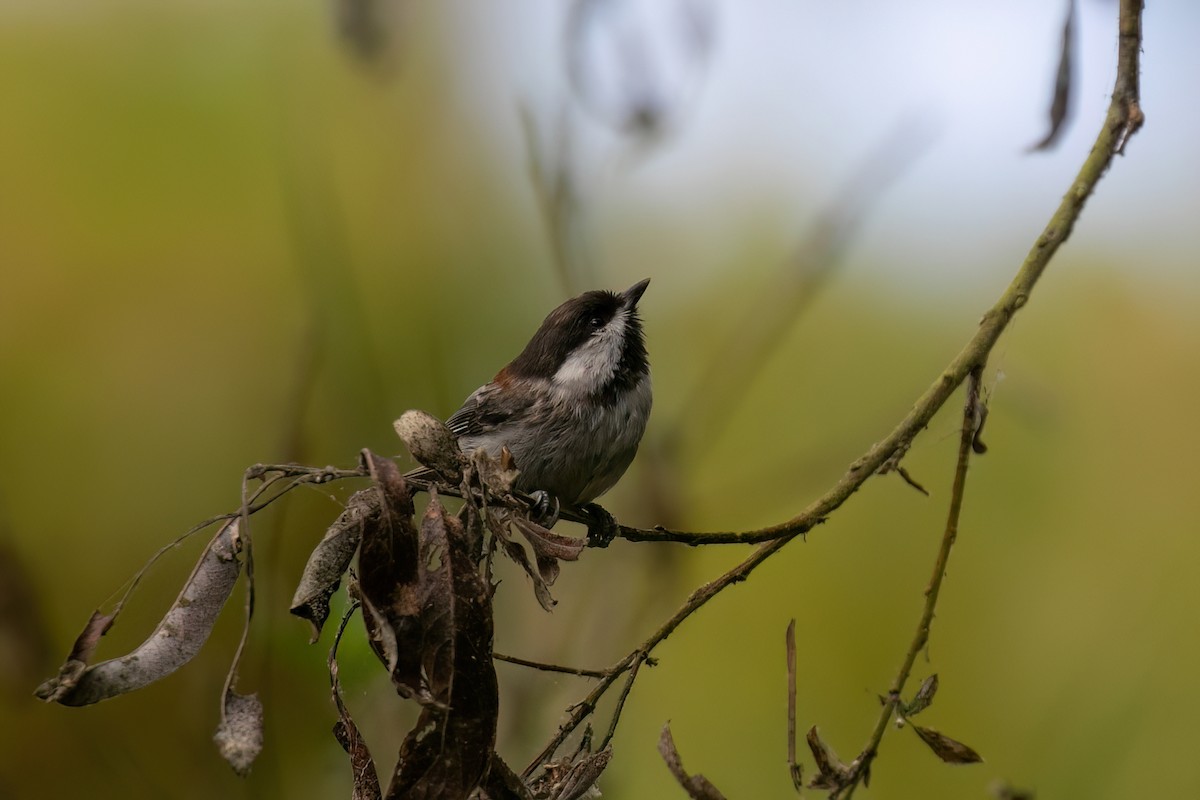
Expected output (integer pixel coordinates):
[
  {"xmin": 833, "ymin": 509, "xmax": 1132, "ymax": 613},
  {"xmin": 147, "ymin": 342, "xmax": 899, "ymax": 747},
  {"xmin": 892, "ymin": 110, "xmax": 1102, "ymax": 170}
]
[
  {"xmin": 834, "ymin": 367, "xmax": 985, "ymax": 799},
  {"xmin": 526, "ymin": 0, "xmax": 1145, "ymax": 773}
]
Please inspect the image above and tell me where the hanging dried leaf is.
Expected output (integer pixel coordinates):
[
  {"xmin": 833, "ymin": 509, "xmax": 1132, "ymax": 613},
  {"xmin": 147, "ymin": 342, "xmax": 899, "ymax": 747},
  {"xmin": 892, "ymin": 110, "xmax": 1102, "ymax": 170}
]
[
  {"xmin": 488, "ymin": 514, "xmax": 557, "ymax": 611},
  {"xmin": 33, "ymin": 610, "xmax": 114, "ymax": 702},
  {"xmin": 911, "ymin": 723, "xmax": 984, "ymax": 764},
  {"xmin": 806, "ymin": 726, "xmax": 851, "ymax": 790},
  {"xmin": 512, "ymin": 517, "xmax": 586, "ymax": 563},
  {"xmin": 904, "ymin": 673, "xmax": 939, "ymax": 718},
  {"xmin": 496, "ymin": 529, "xmax": 557, "ymax": 612},
  {"xmin": 333, "ymin": 713, "xmax": 383, "ymax": 800},
  {"xmin": 330, "ymin": 602, "xmax": 382, "ymax": 800},
  {"xmin": 658, "ymin": 723, "xmax": 728, "ymax": 800},
  {"xmin": 511, "ymin": 515, "xmax": 585, "ymax": 594},
  {"xmin": 356, "ymin": 450, "xmax": 431, "ymax": 704},
  {"xmin": 386, "ymin": 495, "xmax": 498, "ymax": 799},
  {"xmin": 37, "ymin": 519, "xmax": 244, "ymax": 706},
  {"xmin": 480, "ymin": 753, "xmax": 538, "ymax": 800},
  {"xmin": 213, "ymin": 689, "xmax": 264, "ymax": 777},
  {"xmin": 1029, "ymin": 0, "xmax": 1077, "ymax": 151},
  {"xmin": 290, "ymin": 489, "xmax": 381, "ymax": 642}
]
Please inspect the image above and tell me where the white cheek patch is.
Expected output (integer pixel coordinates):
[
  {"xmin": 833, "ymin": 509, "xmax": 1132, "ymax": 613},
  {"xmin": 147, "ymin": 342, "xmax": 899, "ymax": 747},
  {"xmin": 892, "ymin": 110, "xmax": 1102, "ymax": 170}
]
[{"xmin": 552, "ymin": 311, "xmax": 628, "ymax": 395}]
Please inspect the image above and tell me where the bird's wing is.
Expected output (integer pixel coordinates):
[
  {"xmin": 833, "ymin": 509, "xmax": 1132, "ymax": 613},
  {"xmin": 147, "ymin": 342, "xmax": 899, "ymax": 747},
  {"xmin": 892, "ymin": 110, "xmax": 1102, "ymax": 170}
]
[
  {"xmin": 444, "ymin": 385, "xmax": 491, "ymax": 438},
  {"xmin": 445, "ymin": 380, "xmax": 535, "ymax": 441},
  {"xmin": 400, "ymin": 382, "xmax": 533, "ymax": 483}
]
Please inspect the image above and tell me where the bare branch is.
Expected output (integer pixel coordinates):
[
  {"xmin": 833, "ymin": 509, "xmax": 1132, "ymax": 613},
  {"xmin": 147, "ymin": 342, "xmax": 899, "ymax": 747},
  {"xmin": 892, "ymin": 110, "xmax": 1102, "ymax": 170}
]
[
  {"xmin": 786, "ymin": 620, "xmax": 802, "ymax": 793},
  {"xmin": 837, "ymin": 366, "xmax": 986, "ymax": 799},
  {"xmin": 527, "ymin": 0, "xmax": 1145, "ymax": 774},
  {"xmin": 493, "ymin": 652, "xmax": 607, "ymax": 680},
  {"xmin": 658, "ymin": 723, "xmax": 728, "ymax": 800}
]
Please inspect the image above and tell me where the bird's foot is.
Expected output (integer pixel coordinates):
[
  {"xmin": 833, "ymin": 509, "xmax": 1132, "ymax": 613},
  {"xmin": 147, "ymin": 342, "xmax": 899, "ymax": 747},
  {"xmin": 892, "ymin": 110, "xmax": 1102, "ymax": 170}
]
[
  {"xmin": 582, "ymin": 503, "xmax": 619, "ymax": 548},
  {"xmin": 528, "ymin": 490, "xmax": 561, "ymax": 529}
]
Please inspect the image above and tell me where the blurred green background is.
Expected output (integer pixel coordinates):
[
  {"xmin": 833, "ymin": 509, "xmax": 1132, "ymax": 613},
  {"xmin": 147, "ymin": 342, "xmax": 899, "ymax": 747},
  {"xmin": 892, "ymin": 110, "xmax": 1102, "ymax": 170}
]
[{"xmin": 2, "ymin": 1, "xmax": 1198, "ymax": 798}]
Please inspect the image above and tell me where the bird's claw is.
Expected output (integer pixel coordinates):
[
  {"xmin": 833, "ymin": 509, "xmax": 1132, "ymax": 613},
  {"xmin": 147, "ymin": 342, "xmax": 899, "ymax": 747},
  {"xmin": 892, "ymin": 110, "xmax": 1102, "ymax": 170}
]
[
  {"xmin": 582, "ymin": 503, "xmax": 619, "ymax": 548},
  {"xmin": 528, "ymin": 490, "xmax": 561, "ymax": 528}
]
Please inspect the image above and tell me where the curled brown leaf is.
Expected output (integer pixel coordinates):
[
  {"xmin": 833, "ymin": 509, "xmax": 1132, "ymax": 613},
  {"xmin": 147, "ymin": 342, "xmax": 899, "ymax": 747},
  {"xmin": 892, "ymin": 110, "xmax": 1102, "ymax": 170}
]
[
  {"xmin": 37, "ymin": 520, "xmax": 244, "ymax": 706},
  {"xmin": 386, "ymin": 495, "xmax": 498, "ymax": 799},
  {"xmin": 911, "ymin": 723, "xmax": 984, "ymax": 764},
  {"xmin": 492, "ymin": 515, "xmax": 557, "ymax": 611},
  {"xmin": 329, "ymin": 601, "xmax": 382, "ymax": 800},
  {"xmin": 904, "ymin": 673, "xmax": 939, "ymax": 718},
  {"xmin": 290, "ymin": 489, "xmax": 380, "ymax": 642}
]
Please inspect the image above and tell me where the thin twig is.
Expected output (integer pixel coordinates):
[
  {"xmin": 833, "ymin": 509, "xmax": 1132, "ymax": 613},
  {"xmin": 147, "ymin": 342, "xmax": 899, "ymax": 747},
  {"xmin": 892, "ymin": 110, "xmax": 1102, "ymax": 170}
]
[
  {"xmin": 786, "ymin": 619, "xmax": 802, "ymax": 792},
  {"xmin": 598, "ymin": 651, "xmax": 646, "ymax": 750},
  {"xmin": 526, "ymin": 0, "xmax": 1144, "ymax": 773},
  {"xmin": 522, "ymin": 658, "xmax": 635, "ymax": 779},
  {"xmin": 836, "ymin": 367, "xmax": 984, "ymax": 800},
  {"xmin": 612, "ymin": 0, "xmax": 1144, "ymax": 548},
  {"xmin": 493, "ymin": 652, "xmax": 608, "ymax": 679},
  {"xmin": 219, "ymin": 473, "xmax": 259, "ymax": 707},
  {"xmin": 101, "ymin": 470, "xmax": 287, "ymax": 620}
]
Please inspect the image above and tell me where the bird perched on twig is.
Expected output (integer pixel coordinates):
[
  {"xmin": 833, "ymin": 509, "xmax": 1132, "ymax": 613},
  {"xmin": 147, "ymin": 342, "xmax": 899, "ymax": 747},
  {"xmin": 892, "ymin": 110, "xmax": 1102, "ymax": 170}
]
[{"xmin": 416, "ymin": 279, "xmax": 652, "ymax": 536}]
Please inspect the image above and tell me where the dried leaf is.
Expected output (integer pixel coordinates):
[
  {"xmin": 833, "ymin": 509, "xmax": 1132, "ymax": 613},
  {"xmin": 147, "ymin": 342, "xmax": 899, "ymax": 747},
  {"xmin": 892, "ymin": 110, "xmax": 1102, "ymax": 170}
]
[
  {"xmin": 67, "ymin": 609, "xmax": 114, "ymax": 664},
  {"xmin": 895, "ymin": 465, "xmax": 930, "ymax": 496},
  {"xmin": 1029, "ymin": 0, "xmax": 1076, "ymax": 151},
  {"xmin": 330, "ymin": 602, "xmax": 382, "ymax": 800},
  {"xmin": 33, "ymin": 610, "xmax": 115, "ymax": 702},
  {"xmin": 386, "ymin": 496, "xmax": 498, "ymax": 799},
  {"xmin": 511, "ymin": 515, "xmax": 585, "ymax": 597},
  {"xmin": 481, "ymin": 753, "xmax": 537, "ymax": 800},
  {"xmin": 497, "ymin": 532, "xmax": 557, "ymax": 612},
  {"xmin": 806, "ymin": 726, "xmax": 851, "ymax": 790},
  {"xmin": 911, "ymin": 724, "xmax": 984, "ymax": 764},
  {"xmin": 544, "ymin": 746, "xmax": 612, "ymax": 800},
  {"xmin": 511, "ymin": 517, "xmax": 586, "ymax": 562},
  {"xmin": 333, "ymin": 714, "xmax": 383, "ymax": 800},
  {"xmin": 356, "ymin": 451, "xmax": 427, "ymax": 701},
  {"xmin": 213, "ymin": 689, "xmax": 264, "ymax": 777},
  {"xmin": 904, "ymin": 673, "xmax": 939, "ymax": 718},
  {"xmin": 492, "ymin": 516, "xmax": 556, "ymax": 611},
  {"xmin": 971, "ymin": 404, "xmax": 990, "ymax": 454},
  {"xmin": 37, "ymin": 520, "xmax": 243, "ymax": 706},
  {"xmin": 290, "ymin": 489, "xmax": 380, "ymax": 642},
  {"xmin": 658, "ymin": 723, "xmax": 728, "ymax": 800},
  {"xmin": 394, "ymin": 410, "xmax": 464, "ymax": 483},
  {"xmin": 470, "ymin": 445, "xmax": 521, "ymax": 497}
]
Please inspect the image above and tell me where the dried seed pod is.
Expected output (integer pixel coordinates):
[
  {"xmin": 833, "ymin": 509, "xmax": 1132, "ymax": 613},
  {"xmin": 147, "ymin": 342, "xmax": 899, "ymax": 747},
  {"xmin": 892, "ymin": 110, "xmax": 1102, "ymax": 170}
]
[{"xmin": 394, "ymin": 410, "xmax": 463, "ymax": 482}]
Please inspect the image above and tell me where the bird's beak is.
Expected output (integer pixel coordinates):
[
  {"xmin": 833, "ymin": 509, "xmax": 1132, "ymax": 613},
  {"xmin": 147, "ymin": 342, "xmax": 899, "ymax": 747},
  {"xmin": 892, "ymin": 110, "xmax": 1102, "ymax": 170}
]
[{"xmin": 622, "ymin": 278, "xmax": 651, "ymax": 308}]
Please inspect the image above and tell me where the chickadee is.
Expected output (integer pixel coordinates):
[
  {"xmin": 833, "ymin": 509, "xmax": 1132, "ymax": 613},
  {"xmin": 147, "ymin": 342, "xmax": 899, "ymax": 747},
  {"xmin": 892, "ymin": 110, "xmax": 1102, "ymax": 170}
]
[{"xmin": 430, "ymin": 279, "xmax": 652, "ymax": 514}]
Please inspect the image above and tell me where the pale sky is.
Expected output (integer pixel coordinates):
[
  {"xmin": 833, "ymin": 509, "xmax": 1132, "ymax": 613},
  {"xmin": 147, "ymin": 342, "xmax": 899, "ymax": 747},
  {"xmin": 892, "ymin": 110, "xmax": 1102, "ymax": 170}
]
[{"xmin": 439, "ymin": 0, "xmax": 1200, "ymax": 293}]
